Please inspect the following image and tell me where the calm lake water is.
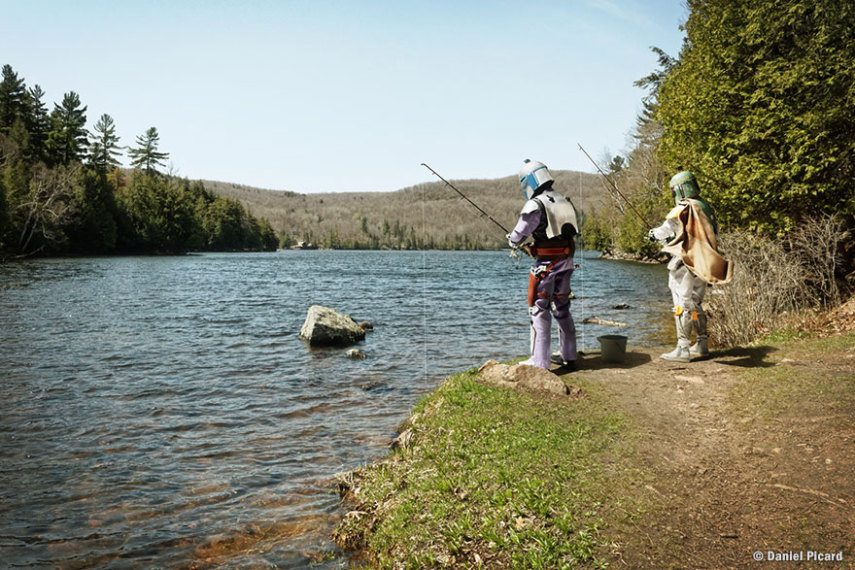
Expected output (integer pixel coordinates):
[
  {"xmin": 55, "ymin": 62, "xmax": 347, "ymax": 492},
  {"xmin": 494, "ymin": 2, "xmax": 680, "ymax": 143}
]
[{"xmin": 0, "ymin": 250, "xmax": 669, "ymax": 568}]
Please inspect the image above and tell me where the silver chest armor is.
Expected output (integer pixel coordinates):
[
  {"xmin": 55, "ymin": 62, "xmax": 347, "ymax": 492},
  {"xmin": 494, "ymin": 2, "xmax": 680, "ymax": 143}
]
[{"xmin": 521, "ymin": 189, "xmax": 580, "ymax": 240}]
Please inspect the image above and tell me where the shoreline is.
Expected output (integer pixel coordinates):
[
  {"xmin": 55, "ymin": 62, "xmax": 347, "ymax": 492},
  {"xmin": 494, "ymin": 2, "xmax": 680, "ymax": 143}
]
[{"xmin": 332, "ymin": 323, "xmax": 855, "ymax": 567}]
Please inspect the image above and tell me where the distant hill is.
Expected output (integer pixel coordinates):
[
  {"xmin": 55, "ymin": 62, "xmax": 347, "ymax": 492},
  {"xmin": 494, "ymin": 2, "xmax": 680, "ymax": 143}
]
[{"xmin": 203, "ymin": 170, "xmax": 605, "ymax": 249}]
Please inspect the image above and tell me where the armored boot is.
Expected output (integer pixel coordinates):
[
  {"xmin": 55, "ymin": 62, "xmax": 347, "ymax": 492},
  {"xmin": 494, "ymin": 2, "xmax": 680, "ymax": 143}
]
[
  {"xmin": 689, "ymin": 310, "xmax": 710, "ymax": 357},
  {"xmin": 524, "ymin": 303, "xmax": 551, "ymax": 369},
  {"xmin": 661, "ymin": 311, "xmax": 693, "ymax": 363}
]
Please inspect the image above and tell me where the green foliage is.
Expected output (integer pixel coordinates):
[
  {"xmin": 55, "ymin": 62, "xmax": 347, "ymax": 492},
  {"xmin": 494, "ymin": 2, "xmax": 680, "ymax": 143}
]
[
  {"xmin": 580, "ymin": 206, "xmax": 616, "ymax": 253},
  {"xmin": 89, "ymin": 114, "xmax": 122, "ymax": 172},
  {"xmin": 0, "ymin": 172, "xmax": 7, "ymax": 250},
  {"xmin": 24, "ymin": 85, "xmax": 50, "ymax": 163},
  {"xmin": 65, "ymin": 169, "xmax": 119, "ymax": 253},
  {"xmin": 656, "ymin": 0, "xmax": 855, "ymax": 235},
  {"xmin": 46, "ymin": 91, "xmax": 88, "ymax": 166},
  {"xmin": 0, "ymin": 64, "xmax": 278, "ymax": 257},
  {"xmin": 128, "ymin": 127, "xmax": 169, "ymax": 174},
  {"xmin": 0, "ymin": 65, "xmax": 27, "ymax": 137}
]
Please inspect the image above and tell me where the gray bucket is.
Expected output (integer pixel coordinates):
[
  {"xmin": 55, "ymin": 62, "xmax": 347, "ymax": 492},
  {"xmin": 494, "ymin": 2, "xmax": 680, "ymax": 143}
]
[{"xmin": 597, "ymin": 335, "xmax": 627, "ymax": 363}]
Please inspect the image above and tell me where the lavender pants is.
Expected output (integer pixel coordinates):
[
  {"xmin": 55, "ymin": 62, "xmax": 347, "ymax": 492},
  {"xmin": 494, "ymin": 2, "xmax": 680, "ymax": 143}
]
[{"xmin": 529, "ymin": 258, "xmax": 576, "ymax": 369}]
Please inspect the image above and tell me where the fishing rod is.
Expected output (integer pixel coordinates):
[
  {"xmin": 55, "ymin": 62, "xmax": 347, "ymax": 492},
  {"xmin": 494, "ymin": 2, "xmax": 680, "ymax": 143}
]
[
  {"xmin": 420, "ymin": 162, "xmax": 511, "ymax": 234},
  {"xmin": 577, "ymin": 144, "xmax": 653, "ymax": 230},
  {"xmin": 421, "ymin": 162, "xmax": 534, "ymax": 259}
]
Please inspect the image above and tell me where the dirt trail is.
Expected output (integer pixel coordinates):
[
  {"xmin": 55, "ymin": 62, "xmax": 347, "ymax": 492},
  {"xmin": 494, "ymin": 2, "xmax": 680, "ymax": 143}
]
[{"xmin": 564, "ymin": 342, "xmax": 855, "ymax": 569}]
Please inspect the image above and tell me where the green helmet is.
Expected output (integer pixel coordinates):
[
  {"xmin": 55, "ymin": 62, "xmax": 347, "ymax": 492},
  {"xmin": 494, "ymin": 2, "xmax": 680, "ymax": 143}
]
[{"xmin": 670, "ymin": 171, "xmax": 701, "ymax": 205}]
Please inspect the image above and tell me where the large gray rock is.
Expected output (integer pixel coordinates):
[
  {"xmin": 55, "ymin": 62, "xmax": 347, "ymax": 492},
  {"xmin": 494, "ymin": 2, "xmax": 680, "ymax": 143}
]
[
  {"xmin": 477, "ymin": 360, "xmax": 584, "ymax": 398},
  {"xmin": 300, "ymin": 305, "xmax": 366, "ymax": 347}
]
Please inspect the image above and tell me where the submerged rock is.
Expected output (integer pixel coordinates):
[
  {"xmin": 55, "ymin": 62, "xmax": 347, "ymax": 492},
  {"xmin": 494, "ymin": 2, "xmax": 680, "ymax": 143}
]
[
  {"xmin": 477, "ymin": 360, "xmax": 584, "ymax": 398},
  {"xmin": 300, "ymin": 305, "xmax": 366, "ymax": 347}
]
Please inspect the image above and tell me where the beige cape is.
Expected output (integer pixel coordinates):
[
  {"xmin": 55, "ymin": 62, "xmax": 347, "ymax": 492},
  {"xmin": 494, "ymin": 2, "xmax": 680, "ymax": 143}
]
[{"xmin": 662, "ymin": 200, "xmax": 733, "ymax": 284}]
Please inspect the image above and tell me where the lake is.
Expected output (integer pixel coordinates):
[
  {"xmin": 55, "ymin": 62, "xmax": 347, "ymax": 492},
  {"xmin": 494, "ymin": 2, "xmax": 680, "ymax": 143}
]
[{"xmin": 0, "ymin": 250, "xmax": 669, "ymax": 568}]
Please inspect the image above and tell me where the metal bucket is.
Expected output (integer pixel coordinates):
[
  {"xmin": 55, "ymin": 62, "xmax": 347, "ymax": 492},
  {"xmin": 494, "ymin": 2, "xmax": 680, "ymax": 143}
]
[{"xmin": 597, "ymin": 334, "xmax": 627, "ymax": 363}]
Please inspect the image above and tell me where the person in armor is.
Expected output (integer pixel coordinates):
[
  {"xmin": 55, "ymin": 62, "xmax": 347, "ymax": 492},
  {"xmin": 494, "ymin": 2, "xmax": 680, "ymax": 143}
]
[
  {"xmin": 648, "ymin": 171, "xmax": 730, "ymax": 362},
  {"xmin": 507, "ymin": 159, "xmax": 580, "ymax": 371}
]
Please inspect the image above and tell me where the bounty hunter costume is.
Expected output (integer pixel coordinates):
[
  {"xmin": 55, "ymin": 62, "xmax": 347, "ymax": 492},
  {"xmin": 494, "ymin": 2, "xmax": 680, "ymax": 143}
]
[
  {"xmin": 648, "ymin": 171, "xmax": 731, "ymax": 363},
  {"xmin": 507, "ymin": 159, "xmax": 580, "ymax": 370}
]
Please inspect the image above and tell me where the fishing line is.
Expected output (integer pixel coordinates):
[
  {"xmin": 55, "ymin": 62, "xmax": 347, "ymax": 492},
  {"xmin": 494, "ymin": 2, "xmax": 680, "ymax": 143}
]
[
  {"xmin": 578, "ymin": 167, "xmax": 585, "ymax": 353},
  {"xmin": 422, "ymin": 182, "xmax": 428, "ymax": 381}
]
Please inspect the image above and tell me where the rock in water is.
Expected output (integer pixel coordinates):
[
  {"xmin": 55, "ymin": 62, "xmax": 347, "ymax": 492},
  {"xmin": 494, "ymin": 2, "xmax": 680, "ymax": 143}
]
[
  {"xmin": 300, "ymin": 305, "xmax": 366, "ymax": 347},
  {"xmin": 346, "ymin": 348, "xmax": 367, "ymax": 359}
]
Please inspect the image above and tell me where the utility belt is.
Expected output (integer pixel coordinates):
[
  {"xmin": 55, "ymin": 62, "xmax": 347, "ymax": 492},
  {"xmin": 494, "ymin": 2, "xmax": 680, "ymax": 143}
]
[
  {"xmin": 526, "ymin": 259, "xmax": 571, "ymax": 307},
  {"xmin": 530, "ymin": 239, "xmax": 574, "ymax": 261}
]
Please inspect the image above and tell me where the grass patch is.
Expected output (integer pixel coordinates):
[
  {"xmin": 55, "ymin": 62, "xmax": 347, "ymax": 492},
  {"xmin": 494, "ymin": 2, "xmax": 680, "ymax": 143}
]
[
  {"xmin": 728, "ymin": 333, "xmax": 855, "ymax": 423},
  {"xmin": 335, "ymin": 370, "xmax": 643, "ymax": 568}
]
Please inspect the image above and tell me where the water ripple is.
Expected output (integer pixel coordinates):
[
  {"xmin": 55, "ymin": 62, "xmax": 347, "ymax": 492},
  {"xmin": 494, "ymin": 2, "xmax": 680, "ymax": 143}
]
[{"xmin": 0, "ymin": 250, "xmax": 668, "ymax": 567}]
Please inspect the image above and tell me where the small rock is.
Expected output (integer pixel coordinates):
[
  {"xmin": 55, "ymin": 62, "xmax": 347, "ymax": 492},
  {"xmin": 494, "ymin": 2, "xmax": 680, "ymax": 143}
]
[{"xmin": 674, "ymin": 374, "xmax": 705, "ymax": 384}]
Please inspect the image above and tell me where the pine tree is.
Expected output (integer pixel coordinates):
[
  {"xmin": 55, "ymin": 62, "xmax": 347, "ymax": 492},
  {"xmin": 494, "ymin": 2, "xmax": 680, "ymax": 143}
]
[
  {"xmin": 89, "ymin": 114, "xmax": 122, "ymax": 172},
  {"xmin": 25, "ymin": 85, "xmax": 50, "ymax": 162},
  {"xmin": 128, "ymin": 127, "xmax": 169, "ymax": 174},
  {"xmin": 0, "ymin": 65, "xmax": 27, "ymax": 135},
  {"xmin": 46, "ymin": 91, "xmax": 89, "ymax": 166}
]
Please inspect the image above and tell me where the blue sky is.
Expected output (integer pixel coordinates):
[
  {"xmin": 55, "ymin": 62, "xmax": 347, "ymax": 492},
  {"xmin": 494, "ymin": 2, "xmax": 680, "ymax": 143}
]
[{"xmin": 3, "ymin": 1, "xmax": 688, "ymax": 193}]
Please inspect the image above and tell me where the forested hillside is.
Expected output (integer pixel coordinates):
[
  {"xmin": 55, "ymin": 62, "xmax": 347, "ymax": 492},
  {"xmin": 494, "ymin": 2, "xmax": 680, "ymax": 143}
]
[
  {"xmin": 205, "ymin": 170, "xmax": 603, "ymax": 250},
  {"xmin": 0, "ymin": 64, "xmax": 278, "ymax": 258}
]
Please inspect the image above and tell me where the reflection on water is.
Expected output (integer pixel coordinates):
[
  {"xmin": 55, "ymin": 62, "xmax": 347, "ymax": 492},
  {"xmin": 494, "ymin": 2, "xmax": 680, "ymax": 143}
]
[{"xmin": 0, "ymin": 250, "xmax": 668, "ymax": 567}]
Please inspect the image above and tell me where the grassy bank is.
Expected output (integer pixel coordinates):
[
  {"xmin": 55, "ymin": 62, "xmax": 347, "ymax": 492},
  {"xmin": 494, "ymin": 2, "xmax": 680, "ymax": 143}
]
[
  {"xmin": 334, "ymin": 329, "xmax": 855, "ymax": 568},
  {"xmin": 334, "ymin": 368, "xmax": 649, "ymax": 568}
]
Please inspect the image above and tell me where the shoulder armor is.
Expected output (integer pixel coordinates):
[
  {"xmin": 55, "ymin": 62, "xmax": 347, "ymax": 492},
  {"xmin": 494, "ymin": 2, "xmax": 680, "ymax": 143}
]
[
  {"xmin": 521, "ymin": 198, "xmax": 542, "ymax": 215},
  {"xmin": 666, "ymin": 204, "xmax": 686, "ymax": 219}
]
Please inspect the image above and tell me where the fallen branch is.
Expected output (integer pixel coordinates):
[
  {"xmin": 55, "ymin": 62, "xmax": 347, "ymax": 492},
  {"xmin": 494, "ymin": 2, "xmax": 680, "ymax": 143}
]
[{"xmin": 582, "ymin": 316, "xmax": 628, "ymax": 327}]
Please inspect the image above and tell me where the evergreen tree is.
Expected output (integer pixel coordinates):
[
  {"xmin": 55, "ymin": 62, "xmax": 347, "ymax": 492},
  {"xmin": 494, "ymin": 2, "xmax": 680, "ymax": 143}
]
[
  {"xmin": 89, "ymin": 114, "xmax": 122, "ymax": 172},
  {"xmin": 66, "ymin": 168, "xmax": 119, "ymax": 253},
  {"xmin": 25, "ymin": 85, "xmax": 50, "ymax": 163},
  {"xmin": 46, "ymin": 91, "xmax": 89, "ymax": 166},
  {"xmin": 656, "ymin": 0, "xmax": 855, "ymax": 234},
  {"xmin": 0, "ymin": 173, "xmax": 8, "ymax": 249},
  {"xmin": 128, "ymin": 127, "xmax": 169, "ymax": 174},
  {"xmin": 0, "ymin": 65, "xmax": 27, "ymax": 135}
]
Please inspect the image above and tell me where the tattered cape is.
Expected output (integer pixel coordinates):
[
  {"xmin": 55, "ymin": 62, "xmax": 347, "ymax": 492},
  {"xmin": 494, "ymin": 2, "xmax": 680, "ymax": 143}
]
[{"xmin": 662, "ymin": 200, "xmax": 733, "ymax": 284}]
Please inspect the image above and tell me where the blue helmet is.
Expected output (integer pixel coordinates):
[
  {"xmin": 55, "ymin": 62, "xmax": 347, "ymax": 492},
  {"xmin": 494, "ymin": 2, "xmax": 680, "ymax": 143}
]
[{"xmin": 519, "ymin": 159, "xmax": 553, "ymax": 199}]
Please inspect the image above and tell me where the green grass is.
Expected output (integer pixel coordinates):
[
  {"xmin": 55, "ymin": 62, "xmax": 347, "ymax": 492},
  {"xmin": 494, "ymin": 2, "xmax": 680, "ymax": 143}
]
[
  {"xmin": 727, "ymin": 333, "xmax": 855, "ymax": 422},
  {"xmin": 335, "ymin": 371, "xmax": 642, "ymax": 568}
]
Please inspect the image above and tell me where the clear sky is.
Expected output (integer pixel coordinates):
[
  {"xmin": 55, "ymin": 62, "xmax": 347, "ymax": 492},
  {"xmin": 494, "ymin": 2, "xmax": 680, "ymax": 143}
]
[{"xmin": 3, "ymin": 1, "xmax": 688, "ymax": 193}]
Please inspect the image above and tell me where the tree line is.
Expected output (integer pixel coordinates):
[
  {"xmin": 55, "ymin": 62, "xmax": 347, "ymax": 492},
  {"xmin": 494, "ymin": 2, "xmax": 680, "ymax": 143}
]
[
  {"xmin": 0, "ymin": 64, "xmax": 278, "ymax": 259},
  {"xmin": 585, "ymin": 0, "xmax": 855, "ymax": 258},
  {"xmin": 205, "ymin": 170, "xmax": 603, "ymax": 252}
]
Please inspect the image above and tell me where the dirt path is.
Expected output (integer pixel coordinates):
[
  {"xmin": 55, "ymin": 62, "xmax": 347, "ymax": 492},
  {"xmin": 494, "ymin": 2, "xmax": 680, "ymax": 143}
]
[{"xmin": 565, "ymin": 341, "xmax": 855, "ymax": 569}]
